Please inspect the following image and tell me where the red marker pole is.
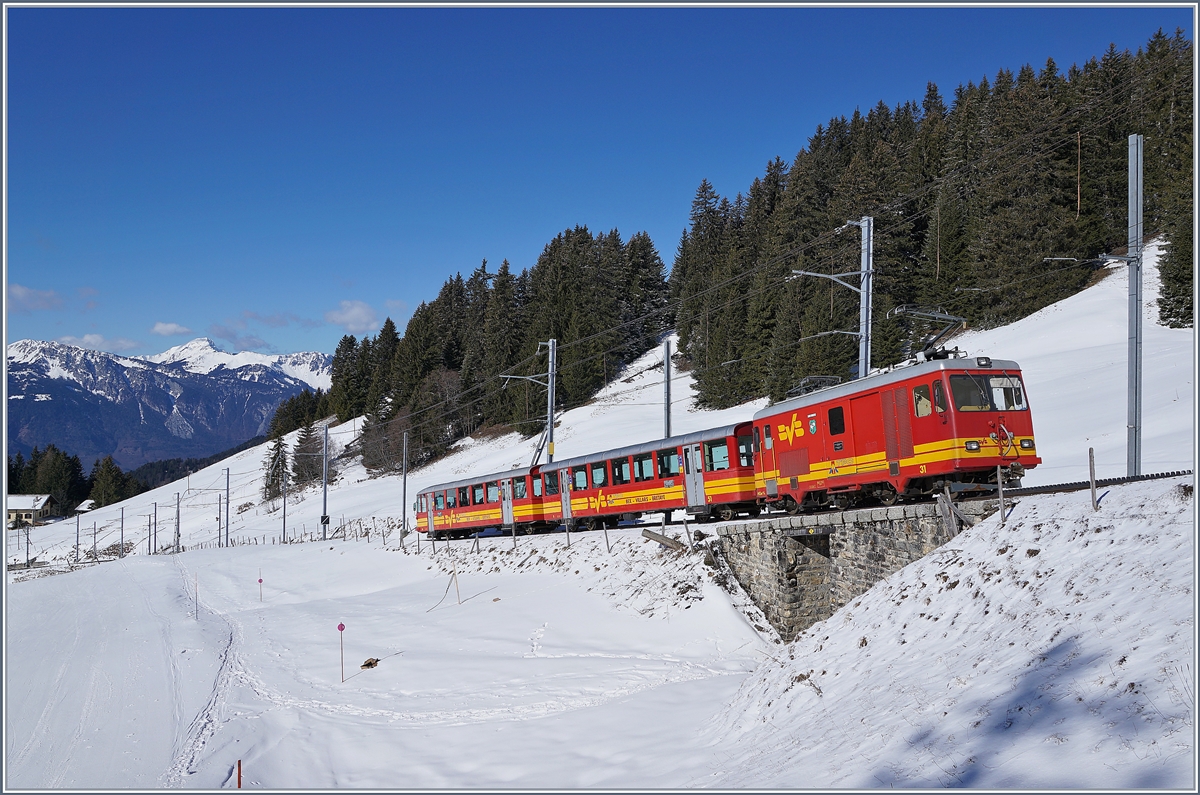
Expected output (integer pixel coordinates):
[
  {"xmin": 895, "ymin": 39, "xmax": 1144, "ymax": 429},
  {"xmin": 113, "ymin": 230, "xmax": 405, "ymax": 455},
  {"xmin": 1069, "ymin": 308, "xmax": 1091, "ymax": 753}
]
[
  {"xmin": 338, "ymin": 622, "xmax": 345, "ymax": 682},
  {"xmin": 237, "ymin": 759, "xmax": 242, "ymax": 788}
]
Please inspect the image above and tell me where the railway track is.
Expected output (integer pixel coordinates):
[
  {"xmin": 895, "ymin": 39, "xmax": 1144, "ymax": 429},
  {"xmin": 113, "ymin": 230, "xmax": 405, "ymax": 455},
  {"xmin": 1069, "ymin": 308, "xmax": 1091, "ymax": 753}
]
[{"xmin": 987, "ymin": 468, "xmax": 1193, "ymax": 499}]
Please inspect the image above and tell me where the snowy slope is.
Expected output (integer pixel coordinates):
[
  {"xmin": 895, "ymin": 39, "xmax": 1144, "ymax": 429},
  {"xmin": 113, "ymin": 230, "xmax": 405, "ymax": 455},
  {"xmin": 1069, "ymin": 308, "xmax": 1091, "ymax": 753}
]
[{"xmin": 4, "ymin": 243, "xmax": 1194, "ymax": 788}]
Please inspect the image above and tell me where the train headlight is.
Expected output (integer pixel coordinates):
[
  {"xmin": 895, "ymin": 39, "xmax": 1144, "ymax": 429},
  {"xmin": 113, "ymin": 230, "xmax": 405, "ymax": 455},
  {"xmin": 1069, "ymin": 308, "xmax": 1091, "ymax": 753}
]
[
  {"xmin": 1020, "ymin": 439, "xmax": 1035, "ymax": 449},
  {"xmin": 965, "ymin": 440, "xmax": 982, "ymax": 452},
  {"xmin": 976, "ymin": 357, "xmax": 992, "ymax": 367}
]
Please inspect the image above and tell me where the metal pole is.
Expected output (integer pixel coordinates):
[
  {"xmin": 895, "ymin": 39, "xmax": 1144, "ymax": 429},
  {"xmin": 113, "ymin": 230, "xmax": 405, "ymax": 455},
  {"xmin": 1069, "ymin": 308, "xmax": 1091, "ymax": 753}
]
[
  {"xmin": 282, "ymin": 462, "xmax": 288, "ymax": 544},
  {"xmin": 322, "ymin": 425, "xmax": 329, "ymax": 541},
  {"xmin": 664, "ymin": 339, "xmax": 672, "ymax": 438},
  {"xmin": 148, "ymin": 515, "xmax": 151, "ymax": 554},
  {"xmin": 76, "ymin": 514, "xmax": 80, "ymax": 563},
  {"xmin": 997, "ymin": 465, "xmax": 1005, "ymax": 527},
  {"xmin": 547, "ymin": 338, "xmax": 557, "ymax": 462},
  {"xmin": 858, "ymin": 215, "xmax": 874, "ymax": 379},
  {"xmin": 226, "ymin": 468, "xmax": 231, "ymax": 547},
  {"xmin": 153, "ymin": 502, "xmax": 157, "ymax": 554},
  {"xmin": 120, "ymin": 507, "xmax": 124, "ymax": 558},
  {"xmin": 93, "ymin": 521, "xmax": 97, "ymax": 561},
  {"xmin": 175, "ymin": 493, "xmax": 180, "ymax": 553},
  {"xmin": 401, "ymin": 430, "xmax": 409, "ymax": 550},
  {"xmin": 1089, "ymin": 447, "xmax": 1099, "ymax": 511},
  {"xmin": 1127, "ymin": 133, "xmax": 1143, "ymax": 477}
]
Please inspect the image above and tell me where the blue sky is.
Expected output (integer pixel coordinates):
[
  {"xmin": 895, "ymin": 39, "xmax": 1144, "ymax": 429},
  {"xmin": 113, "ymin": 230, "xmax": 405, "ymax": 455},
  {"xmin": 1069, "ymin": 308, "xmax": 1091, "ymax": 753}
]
[{"xmin": 6, "ymin": 5, "xmax": 1193, "ymax": 357}]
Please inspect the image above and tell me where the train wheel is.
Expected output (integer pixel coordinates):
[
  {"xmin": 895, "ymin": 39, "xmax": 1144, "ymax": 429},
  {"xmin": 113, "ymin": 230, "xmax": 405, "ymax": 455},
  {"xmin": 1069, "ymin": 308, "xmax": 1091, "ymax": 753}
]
[
  {"xmin": 878, "ymin": 485, "xmax": 899, "ymax": 506},
  {"xmin": 784, "ymin": 498, "xmax": 802, "ymax": 516},
  {"xmin": 747, "ymin": 506, "xmax": 762, "ymax": 518},
  {"xmin": 716, "ymin": 505, "xmax": 735, "ymax": 522}
]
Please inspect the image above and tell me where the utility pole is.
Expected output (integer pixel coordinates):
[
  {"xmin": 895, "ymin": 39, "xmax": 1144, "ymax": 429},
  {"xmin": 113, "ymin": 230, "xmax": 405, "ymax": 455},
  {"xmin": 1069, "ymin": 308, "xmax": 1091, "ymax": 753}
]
[
  {"xmin": 791, "ymin": 216, "xmax": 874, "ymax": 380},
  {"xmin": 225, "ymin": 468, "xmax": 230, "ymax": 547},
  {"xmin": 153, "ymin": 502, "xmax": 157, "ymax": 554},
  {"xmin": 120, "ymin": 507, "xmax": 125, "ymax": 558},
  {"xmin": 547, "ymin": 338, "xmax": 557, "ymax": 461},
  {"xmin": 664, "ymin": 338, "xmax": 672, "ymax": 439},
  {"xmin": 502, "ymin": 338, "xmax": 558, "ymax": 465},
  {"xmin": 1127, "ymin": 133, "xmax": 1143, "ymax": 477},
  {"xmin": 174, "ymin": 493, "xmax": 181, "ymax": 553},
  {"xmin": 400, "ymin": 430, "xmax": 409, "ymax": 550},
  {"xmin": 76, "ymin": 514, "xmax": 80, "ymax": 564},
  {"xmin": 282, "ymin": 461, "xmax": 288, "ymax": 544},
  {"xmin": 321, "ymin": 424, "xmax": 329, "ymax": 541}
]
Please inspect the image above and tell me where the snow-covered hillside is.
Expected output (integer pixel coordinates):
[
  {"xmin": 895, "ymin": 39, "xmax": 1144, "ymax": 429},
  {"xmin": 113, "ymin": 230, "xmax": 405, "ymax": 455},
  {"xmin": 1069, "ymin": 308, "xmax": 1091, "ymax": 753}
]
[{"xmin": 4, "ymin": 244, "xmax": 1193, "ymax": 788}]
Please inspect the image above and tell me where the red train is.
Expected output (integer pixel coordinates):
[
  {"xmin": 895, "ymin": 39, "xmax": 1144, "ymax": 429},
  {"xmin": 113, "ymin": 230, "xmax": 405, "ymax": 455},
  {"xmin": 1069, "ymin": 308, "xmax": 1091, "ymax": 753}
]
[{"xmin": 415, "ymin": 354, "xmax": 1040, "ymax": 537}]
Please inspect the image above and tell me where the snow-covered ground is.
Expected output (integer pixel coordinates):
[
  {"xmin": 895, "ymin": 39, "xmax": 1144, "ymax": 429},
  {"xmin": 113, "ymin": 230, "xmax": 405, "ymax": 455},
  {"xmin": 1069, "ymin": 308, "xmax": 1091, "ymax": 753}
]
[{"xmin": 4, "ymin": 244, "xmax": 1194, "ymax": 788}]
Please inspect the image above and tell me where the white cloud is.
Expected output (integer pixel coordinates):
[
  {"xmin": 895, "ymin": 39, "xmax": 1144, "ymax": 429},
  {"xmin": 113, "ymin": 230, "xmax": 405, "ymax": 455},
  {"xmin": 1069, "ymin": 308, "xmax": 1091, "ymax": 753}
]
[
  {"xmin": 57, "ymin": 334, "xmax": 140, "ymax": 353},
  {"xmin": 325, "ymin": 300, "xmax": 379, "ymax": 334},
  {"xmin": 9, "ymin": 283, "xmax": 63, "ymax": 313},
  {"xmin": 151, "ymin": 322, "xmax": 193, "ymax": 336}
]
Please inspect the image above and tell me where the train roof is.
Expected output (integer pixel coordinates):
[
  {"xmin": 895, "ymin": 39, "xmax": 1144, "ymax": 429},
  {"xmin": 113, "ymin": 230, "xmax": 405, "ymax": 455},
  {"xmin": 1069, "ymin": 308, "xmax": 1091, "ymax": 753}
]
[
  {"xmin": 543, "ymin": 422, "xmax": 749, "ymax": 472},
  {"xmin": 418, "ymin": 464, "xmax": 538, "ymax": 496},
  {"xmin": 755, "ymin": 356, "xmax": 1023, "ymax": 420}
]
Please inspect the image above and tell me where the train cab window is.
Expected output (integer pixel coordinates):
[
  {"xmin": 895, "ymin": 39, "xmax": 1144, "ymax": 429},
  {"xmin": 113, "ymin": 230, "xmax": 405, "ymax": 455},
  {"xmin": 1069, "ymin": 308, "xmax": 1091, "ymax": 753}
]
[
  {"xmin": 657, "ymin": 448, "xmax": 681, "ymax": 477},
  {"xmin": 446, "ymin": 491, "xmax": 457, "ymax": 508},
  {"xmin": 737, "ymin": 434, "xmax": 753, "ymax": 467},
  {"xmin": 633, "ymin": 453, "xmax": 656, "ymax": 482},
  {"xmin": 487, "ymin": 481, "xmax": 499, "ymax": 502},
  {"xmin": 472, "ymin": 484, "xmax": 485, "ymax": 505},
  {"xmin": 434, "ymin": 492, "xmax": 445, "ymax": 510},
  {"xmin": 590, "ymin": 462, "xmax": 607, "ymax": 488},
  {"xmin": 611, "ymin": 457, "xmax": 632, "ymax": 486},
  {"xmin": 704, "ymin": 440, "xmax": 730, "ymax": 471},
  {"xmin": 763, "ymin": 424, "xmax": 773, "ymax": 449},
  {"xmin": 532, "ymin": 475, "xmax": 543, "ymax": 497},
  {"xmin": 933, "ymin": 381, "xmax": 947, "ymax": 413},
  {"xmin": 828, "ymin": 406, "xmax": 846, "ymax": 435},
  {"xmin": 753, "ymin": 426, "xmax": 762, "ymax": 453},
  {"xmin": 544, "ymin": 471, "xmax": 560, "ymax": 495},
  {"xmin": 950, "ymin": 374, "xmax": 997, "ymax": 412},
  {"xmin": 913, "ymin": 385, "xmax": 933, "ymax": 418},
  {"xmin": 458, "ymin": 486, "xmax": 470, "ymax": 506},
  {"xmin": 990, "ymin": 375, "xmax": 1028, "ymax": 411},
  {"xmin": 572, "ymin": 466, "xmax": 589, "ymax": 490},
  {"xmin": 418, "ymin": 495, "xmax": 427, "ymax": 512},
  {"xmin": 513, "ymin": 477, "xmax": 527, "ymax": 500}
]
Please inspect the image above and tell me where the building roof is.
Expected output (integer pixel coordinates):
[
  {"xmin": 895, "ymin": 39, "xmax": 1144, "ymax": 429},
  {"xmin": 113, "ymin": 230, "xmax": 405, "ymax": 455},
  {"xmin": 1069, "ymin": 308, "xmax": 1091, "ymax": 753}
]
[{"xmin": 6, "ymin": 494, "xmax": 55, "ymax": 511}]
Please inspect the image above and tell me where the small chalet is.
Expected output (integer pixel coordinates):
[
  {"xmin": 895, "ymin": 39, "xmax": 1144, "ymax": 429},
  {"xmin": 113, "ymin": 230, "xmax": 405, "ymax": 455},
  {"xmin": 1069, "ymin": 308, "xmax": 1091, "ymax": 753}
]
[{"xmin": 6, "ymin": 494, "xmax": 59, "ymax": 526}]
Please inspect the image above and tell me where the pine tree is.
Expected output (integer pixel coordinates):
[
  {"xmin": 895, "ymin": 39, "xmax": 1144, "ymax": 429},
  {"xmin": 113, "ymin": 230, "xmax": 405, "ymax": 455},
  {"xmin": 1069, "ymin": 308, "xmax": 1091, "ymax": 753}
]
[{"xmin": 262, "ymin": 436, "xmax": 288, "ymax": 502}]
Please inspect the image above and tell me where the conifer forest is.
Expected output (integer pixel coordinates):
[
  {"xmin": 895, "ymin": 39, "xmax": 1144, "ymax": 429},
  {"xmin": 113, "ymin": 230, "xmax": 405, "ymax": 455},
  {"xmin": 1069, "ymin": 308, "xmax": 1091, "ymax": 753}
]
[{"xmin": 275, "ymin": 31, "xmax": 1192, "ymax": 472}]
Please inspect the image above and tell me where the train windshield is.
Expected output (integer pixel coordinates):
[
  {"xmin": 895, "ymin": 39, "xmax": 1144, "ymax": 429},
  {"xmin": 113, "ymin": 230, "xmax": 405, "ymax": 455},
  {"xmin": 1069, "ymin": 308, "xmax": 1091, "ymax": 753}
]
[{"xmin": 949, "ymin": 374, "xmax": 1028, "ymax": 412}]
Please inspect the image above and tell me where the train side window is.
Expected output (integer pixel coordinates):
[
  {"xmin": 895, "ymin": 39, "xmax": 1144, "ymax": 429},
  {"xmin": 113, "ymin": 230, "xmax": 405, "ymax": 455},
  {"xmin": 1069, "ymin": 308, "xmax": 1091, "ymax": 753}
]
[
  {"xmin": 704, "ymin": 440, "xmax": 730, "ymax": 471},
  {"xmin": 458, "ymin": 487, "xmax": 470, "ymax": 506},
  {"xmin": 513, "ymin": 477, "xmax": 527, "ymax": 500},
  {"xmin": 532, "ymin": 476, "xmax": 543, "ymax": 497},
  {"xmin": 472, "ymin": 484, "xmax": 484, "ymax": 504},
  {"xmin": 737, "ymin": 434, "xmax": 753, "ymax": 466},
  {"xmin": 487, "ymin": 481, "xmax": 499, "ymax": 502},
  {"xmin": 913, "ymin": 384, "xmax": 932, "ymax": 417},
  {"xmin": 753, "ymin": 426, "xmax": 762, "ymax": 453},
  {"xmin": 446, "ymin": 490, "xmax": 457, "ymax": 508},
  {"xmin": 543, "ymin": 471, "xmax": 560, "ymax": 496},
  {"xmin": 590, "ymin": 462, "xmax": 607, "ymax": 488},
  {"xmin": 572, "ymin": 466, "xmax": 589, "ymax": 490},
  {"xmin": 418, "ymin": 495, "xmax": 427, "ymax": 512},
  {"xmin": 434, "ymin": 492, "xmax": 445, "ymax": 510},
  {"xmin": 657, "ymin": 448, "xmax": 680, "ymax": 476},
  {"xmin": 611, "ymin": 457, "xmax": 632, "ymax": 486},
  {"xmin": 933, "ymin": 381, "xmax": 947, "ymax": 412},
  {"xmin": 828, "ymin": 406, "xmax": 845, "ymax": 435},
  {"xmin": 763, "ymin": 424, "xmax": 773, "ymax": 450},
  {"xmin": 633, "ymin": 453, "xmax": 656, "ymax": 482}
]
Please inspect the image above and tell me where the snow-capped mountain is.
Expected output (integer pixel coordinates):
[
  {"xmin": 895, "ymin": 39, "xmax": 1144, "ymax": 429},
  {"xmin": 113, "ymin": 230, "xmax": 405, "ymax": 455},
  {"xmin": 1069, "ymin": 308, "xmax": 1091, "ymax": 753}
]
[
  {"xmin": 6, "ymin": 339, "xmax": 332, "ymax": 468},
  {"xmin": 140, "ymin": 338, "xmax": 331, "ymax": 391}
]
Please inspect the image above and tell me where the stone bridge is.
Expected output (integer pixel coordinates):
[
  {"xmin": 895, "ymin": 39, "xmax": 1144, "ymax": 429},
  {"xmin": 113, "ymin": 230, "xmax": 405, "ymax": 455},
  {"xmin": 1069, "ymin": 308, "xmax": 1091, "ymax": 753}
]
[{"xmin": 714, "ymin": 499, "xmax": 999, "ymax": 642}]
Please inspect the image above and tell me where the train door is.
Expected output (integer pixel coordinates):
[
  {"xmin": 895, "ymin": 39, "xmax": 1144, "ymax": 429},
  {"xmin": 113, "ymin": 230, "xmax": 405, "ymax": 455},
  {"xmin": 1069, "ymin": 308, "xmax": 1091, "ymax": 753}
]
[
  {"xmin": 500, "ymin": 478, "xmax": 515, "ymax": 526},
  {"xmin": 850, "ymin": 393, "xmax": 886, "ymax": 475},
  {"xmin": 683, "ymin": 444, "xmax": 706, "ymax": 509}
]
